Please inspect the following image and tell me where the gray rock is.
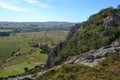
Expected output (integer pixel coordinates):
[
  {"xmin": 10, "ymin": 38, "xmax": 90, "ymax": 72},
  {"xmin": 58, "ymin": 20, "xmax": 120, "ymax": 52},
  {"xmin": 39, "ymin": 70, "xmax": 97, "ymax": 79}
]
[
  {"xmin": 103, "ymin": 16, "xmax": 115, "ymax": 28},
  {"xmin": 46, "ymin": 23, "xmax": 83, "ymax": 69},
  {"xmin": 66, "ymin": 24, "xmax": 82, "ymax": 40},
  {"xmin": 111, "ymin": 41, "xmax": 120, "ymax": 47},
  {"xmin": 46, "ymin": 42, "xmax": 63, "ymax": 69},
  {"xmin": 66, "ymin": 42, "xmax": 120, "ymax": 67}
]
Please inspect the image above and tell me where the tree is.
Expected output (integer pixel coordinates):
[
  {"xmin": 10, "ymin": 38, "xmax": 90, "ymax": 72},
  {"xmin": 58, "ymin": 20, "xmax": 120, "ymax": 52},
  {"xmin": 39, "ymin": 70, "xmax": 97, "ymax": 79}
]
[
  {"xmin": 40, "ymin": 44, "xmax": 51, "ymax": 54},
  {"xmin": 24, "ymin": 67, "xmax": 29, "ymax": 72}
]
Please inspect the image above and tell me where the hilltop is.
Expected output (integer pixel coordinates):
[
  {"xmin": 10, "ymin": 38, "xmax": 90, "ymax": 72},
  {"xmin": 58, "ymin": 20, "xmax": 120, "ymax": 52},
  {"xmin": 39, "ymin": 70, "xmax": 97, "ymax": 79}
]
[
  {"xmin": 46, "ymin": 7, "xmax": 120, "ymax": 68},
  {"xmin": 35, "ymin": 7, "xmax": 120, "ymax": 80}
]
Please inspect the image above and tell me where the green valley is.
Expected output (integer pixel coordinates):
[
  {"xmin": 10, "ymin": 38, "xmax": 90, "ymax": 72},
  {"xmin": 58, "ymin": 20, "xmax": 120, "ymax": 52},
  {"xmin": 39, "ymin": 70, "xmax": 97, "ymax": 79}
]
[
  {"xmin": 0, "ymin": 24, "xmax": 69, "ymax": 78},
  {"xmin": 0, "ymin": 2, "xmax": 120, "ymax": 80}
]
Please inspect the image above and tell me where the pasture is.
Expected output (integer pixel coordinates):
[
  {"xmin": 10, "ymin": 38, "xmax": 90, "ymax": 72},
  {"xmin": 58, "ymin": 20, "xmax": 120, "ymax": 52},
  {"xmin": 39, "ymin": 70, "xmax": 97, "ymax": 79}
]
[{"xmin": 0, "ymin": 31, "xmax": 68, "ymax": 77}]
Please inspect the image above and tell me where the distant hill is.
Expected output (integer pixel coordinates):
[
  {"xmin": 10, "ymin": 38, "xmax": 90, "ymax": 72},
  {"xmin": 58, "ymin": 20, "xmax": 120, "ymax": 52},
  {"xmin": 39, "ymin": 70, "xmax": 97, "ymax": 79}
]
[{"xmin": 0, "ymin": 22, "xmax": 75, "ymax": 32}]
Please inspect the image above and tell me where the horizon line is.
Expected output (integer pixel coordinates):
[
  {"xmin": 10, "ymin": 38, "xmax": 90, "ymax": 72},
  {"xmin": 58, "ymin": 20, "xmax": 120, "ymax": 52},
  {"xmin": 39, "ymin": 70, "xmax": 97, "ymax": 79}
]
[{"xmin": 0, "ymin": 21, "xmax": 79, "ymax": 23}]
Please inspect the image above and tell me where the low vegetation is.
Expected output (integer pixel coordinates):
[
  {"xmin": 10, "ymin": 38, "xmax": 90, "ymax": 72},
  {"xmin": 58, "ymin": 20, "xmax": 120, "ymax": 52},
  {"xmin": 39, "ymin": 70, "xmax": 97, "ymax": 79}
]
[{"xmin": 35, "ymin": 53, "xmax": 120, "ymax": 80}]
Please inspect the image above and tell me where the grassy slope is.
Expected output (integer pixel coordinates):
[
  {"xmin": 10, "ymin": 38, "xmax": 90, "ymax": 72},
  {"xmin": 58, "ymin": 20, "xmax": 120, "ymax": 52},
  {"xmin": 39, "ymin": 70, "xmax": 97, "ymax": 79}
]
[
  {"xmin": 35, "ymin": 53, "xmax": 120, "ymax": 80},
  {"xmin": 0, "ymin": 31, "xmax": 68, "ymax": 77},
  {"xmin": 0, "ymin": 37, "xmax": 20, "ymax": 63},
  {"xmin": 50, "ymin": 7, "xmax": 120, "ymax": 67},
  {"xmin": 0, "ymin": 50, "xmax": 47, "ymax": 77}
]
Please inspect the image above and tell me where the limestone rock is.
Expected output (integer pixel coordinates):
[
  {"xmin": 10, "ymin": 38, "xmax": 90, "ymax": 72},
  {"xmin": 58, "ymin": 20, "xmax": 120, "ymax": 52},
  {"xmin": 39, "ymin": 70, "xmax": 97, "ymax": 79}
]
[
  {"xmin": 46, "ymin": 23, "xmax": 83, "ymax": 69},
  {"xmin": 103, "ymin": 16, "xmax": 115, "ymax": 28},
  {"xmin": 46, "ymin": 42, "xmax": 63, "ymax": 69},
  {"xmin": 66, "ymin": 42, "xmax": 120, "ymax": 67},
  {"xmin": 66, "ymin": 24, "xmax": 82, "ymax": 40}
]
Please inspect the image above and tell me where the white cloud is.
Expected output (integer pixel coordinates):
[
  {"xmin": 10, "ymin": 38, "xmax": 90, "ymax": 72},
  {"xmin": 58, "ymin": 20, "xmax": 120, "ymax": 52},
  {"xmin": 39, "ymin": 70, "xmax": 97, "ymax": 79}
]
[
  {"xmin": 26, "ymin": 0, "xmax": 38, "ymax": 3},
  {"xmin": 0, "ymin": 1, "xmax": 27, "ymax": 11},
  {"xmin": 38, "ymin": 2, "xmax": 52, "ymax": 9},
  {"xmin": 25, "ymin": 0, "xmax": 52, "ymax": 9}
]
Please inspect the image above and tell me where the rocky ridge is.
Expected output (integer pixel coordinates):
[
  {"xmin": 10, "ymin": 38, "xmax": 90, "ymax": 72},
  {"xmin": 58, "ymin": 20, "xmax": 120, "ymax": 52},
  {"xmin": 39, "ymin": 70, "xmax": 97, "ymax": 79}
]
[
  {"xmin": 45, "ymin": 8, "xmax": 120, "ymax": 69},
  {"xmin": 65, "ymin": 42, "xmax": 120, "ymax": 67},
  {"xmin": 46, "ymin": 42, "xmax": 64, "ymax": 69}
]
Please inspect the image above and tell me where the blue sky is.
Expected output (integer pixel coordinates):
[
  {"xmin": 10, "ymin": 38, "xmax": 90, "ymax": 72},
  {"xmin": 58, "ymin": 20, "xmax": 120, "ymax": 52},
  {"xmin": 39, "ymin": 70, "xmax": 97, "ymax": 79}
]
[{"xmin": 0, "ymin": 0, "xmax": 120, "ymax": 22}]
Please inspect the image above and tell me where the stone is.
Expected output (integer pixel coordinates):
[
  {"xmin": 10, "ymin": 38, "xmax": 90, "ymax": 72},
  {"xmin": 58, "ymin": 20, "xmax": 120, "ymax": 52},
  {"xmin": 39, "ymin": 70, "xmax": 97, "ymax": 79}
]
[
  {"xmin": 111, "ymin": 41, "xmax": 120, "ymax": 47},
  {"xmin": 65, "ymin": 42, "xmax": 120, "ymax": 67},
  {"xmin": 103, "ymin": 16, "xmax": 115, "ymax": 28}
]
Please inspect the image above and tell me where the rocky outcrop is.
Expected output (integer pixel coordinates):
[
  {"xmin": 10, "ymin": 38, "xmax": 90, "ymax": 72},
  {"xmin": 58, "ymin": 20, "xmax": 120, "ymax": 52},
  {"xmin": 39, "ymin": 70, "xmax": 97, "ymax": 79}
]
[
  {"xmin": 46, "ymin": 8, "xmax": 120, "ymax": 69},
  {"xmin": 46, "ymin": 42, "xmax": 64, "ymax": 69},
  {"xmin": 46, "ymin": 23, "xmax": 83, "ymax": 69},
  {"xmin": 65, "ymin": 42, "xmax": 120, "ymax": 67},
  {"xmin": 103, "ymin": 12, "xmax": 120, "ymax": 28},
  {"xmin": 103, "ymin": 16, "xmax": 115, "ymax": 28},
  {"xmin": 66, "ymin": 23, "xmax": 82, "ymax": 40}
]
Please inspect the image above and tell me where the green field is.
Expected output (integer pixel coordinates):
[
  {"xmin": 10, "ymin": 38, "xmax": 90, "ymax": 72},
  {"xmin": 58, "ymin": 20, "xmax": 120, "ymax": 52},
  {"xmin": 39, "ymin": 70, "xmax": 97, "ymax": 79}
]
[
  {"xmin": 0, "ymin": 30, "xmax": 13, "ymax": 32},
  {"xmin": 0, "ymin": 50, "xmax": 47, "ymax": 77},
  {"xmin": 0, "ymin": 31, "xmax": 68, "ymax": 78}
]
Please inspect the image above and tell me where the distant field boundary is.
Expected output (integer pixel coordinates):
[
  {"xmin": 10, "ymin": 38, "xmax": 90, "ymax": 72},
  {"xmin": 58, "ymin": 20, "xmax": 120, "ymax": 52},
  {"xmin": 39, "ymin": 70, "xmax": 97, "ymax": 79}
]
[{"xmin": 0, "ymin": 48, "xmax": 37, "ymax": 69}]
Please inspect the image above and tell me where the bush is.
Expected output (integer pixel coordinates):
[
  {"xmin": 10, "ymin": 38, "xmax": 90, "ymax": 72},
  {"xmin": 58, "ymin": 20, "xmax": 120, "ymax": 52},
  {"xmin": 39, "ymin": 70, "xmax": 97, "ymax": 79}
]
[
  {"xmin": 24, "ymin": 67, "xmax": 29, "ymax": 72},
  {"xmin": 40, "ymin": 44, "xmax": 51, "ymax": 54}
]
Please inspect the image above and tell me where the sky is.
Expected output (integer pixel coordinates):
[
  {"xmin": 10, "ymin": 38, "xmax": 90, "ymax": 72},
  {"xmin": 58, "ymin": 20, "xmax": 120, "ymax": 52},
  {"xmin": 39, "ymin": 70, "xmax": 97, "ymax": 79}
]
[{"xmin": 0, "ymin": 0, "xmax": 120, "ymax": 22}]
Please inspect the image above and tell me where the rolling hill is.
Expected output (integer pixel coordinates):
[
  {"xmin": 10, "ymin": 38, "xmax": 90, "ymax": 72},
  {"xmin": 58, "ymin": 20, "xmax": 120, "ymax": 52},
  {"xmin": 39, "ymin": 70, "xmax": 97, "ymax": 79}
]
[{"xmin": 35, "ymin": 7, "xmax": 120, "ymax": 80}]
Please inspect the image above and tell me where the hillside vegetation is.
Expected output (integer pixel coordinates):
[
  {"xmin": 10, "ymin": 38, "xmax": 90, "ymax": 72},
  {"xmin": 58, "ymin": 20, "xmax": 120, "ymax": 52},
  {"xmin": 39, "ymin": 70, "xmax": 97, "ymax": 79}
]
[
  {"xmin": 35, "ymin": 53, "xmax": 120, "ymax": 80},
  {"xmin": 33, "ymin": 6, "xmax": 120, "ymax": 80},
  {"xmin": 48, "ymin": 7, "xmax": 120, "ymax": 67}
]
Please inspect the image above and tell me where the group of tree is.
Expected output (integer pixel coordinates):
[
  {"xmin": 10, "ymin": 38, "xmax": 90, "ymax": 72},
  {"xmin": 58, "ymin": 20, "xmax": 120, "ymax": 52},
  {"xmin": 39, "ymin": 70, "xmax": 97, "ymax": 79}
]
[
  {"xmin": 40, "ymin": 44, "xmax": 51, "ymax": 54},
  {"xmin": 0, "ymin": 32, "xmax": 10, "ymax": 36}
]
